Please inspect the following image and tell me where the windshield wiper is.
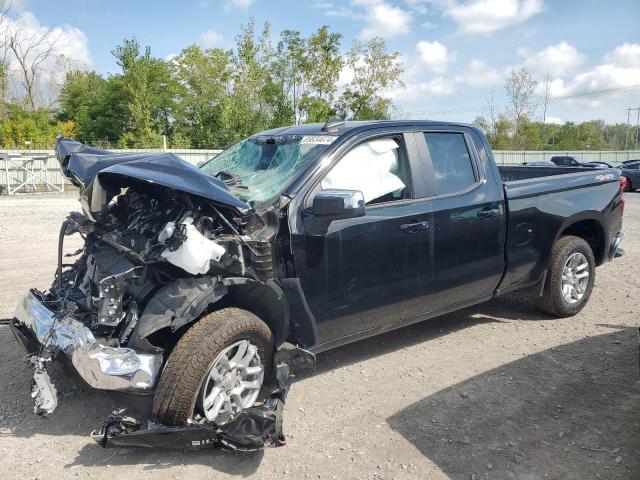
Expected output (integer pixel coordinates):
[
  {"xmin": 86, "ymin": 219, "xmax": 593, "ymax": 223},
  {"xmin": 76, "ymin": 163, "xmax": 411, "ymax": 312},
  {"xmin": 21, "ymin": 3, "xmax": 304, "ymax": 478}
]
[{"xmin": 213, "ymin": 171, "xmax": 248, "ymax": 189}]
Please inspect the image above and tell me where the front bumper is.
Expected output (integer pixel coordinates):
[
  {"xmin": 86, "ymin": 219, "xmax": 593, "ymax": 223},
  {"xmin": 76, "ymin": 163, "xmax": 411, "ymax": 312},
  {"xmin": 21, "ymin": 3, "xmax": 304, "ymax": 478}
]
[{"xmin": 12, "ymin": 290, "xmax": 162, "ymax": 392}]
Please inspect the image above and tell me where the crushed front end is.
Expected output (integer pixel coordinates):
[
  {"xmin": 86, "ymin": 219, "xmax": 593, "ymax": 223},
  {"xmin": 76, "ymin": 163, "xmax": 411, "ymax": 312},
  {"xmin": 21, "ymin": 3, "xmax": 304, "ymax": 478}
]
[
  {"xmin": 11, "ymin": 176, "xmax": 253, "ymax": 407},
  {"xmin": 10, "ymin": 137, "xmax": 310, "ymax": 450}
]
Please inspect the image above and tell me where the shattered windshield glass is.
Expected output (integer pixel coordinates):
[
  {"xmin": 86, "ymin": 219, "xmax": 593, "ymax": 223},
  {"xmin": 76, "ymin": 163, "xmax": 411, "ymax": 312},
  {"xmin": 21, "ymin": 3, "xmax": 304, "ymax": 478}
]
[{"xmin": 200, "ymin": 135, "xmax": 336, "ymax": 205}]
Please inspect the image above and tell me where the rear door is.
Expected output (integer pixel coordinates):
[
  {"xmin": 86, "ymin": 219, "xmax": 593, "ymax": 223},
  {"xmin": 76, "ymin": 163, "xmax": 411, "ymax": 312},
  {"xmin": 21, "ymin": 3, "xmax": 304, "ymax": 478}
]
[
  {"xmin": 415, "ymin": 128, "xmax": 505, "ymax": 311},
  {"xmin": 290, "ymin": 129, "xmax": 435, "ymax": 346}
]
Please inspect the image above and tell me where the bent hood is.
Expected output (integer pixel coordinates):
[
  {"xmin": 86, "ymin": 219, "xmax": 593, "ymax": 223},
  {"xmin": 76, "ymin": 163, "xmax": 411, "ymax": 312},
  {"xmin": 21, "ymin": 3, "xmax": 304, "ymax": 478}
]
[{"xmin": 55, "ymin": 136, "xmax": 250, "ymax": 213}]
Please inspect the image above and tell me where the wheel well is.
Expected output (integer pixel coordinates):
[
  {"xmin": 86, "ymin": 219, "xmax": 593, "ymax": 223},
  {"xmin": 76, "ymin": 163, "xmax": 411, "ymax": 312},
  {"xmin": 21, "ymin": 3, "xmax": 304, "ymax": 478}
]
[
  {"xmin": 132, "ymin": 277, "xmax": 289, "ymax": 357},
  {"xmin": 560, "ymin": 219, "xmax": 605, "ymax": 265}
]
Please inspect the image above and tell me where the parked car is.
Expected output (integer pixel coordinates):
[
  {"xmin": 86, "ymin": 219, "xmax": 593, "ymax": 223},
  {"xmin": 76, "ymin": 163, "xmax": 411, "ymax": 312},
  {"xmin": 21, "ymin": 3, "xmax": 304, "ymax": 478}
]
[
  {"xmin": 11, "ymin": 121, "xmax": 625, "ymax": 450},
  {"xmin": 585, "ymin": 161, "xmax": 640, "ymax": 191},
  {"xmin": 522, "ymin": 160, "xmax": 556, "ymax": 166},
  {"xmin": 550, "ymin": 155, "xmax": 586, "ymax": 166}
]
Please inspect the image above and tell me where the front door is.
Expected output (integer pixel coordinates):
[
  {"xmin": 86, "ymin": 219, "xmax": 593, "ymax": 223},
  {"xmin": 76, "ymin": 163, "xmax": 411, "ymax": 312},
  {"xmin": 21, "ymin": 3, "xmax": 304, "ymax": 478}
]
[{"xmin": 291, "ymin": 132, "xmax": 434, "ymax": 346}]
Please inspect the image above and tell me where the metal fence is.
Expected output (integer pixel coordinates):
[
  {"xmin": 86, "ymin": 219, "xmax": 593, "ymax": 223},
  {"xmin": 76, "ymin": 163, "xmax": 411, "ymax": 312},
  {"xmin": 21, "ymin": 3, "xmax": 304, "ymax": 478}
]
[
  {"xmin": 2, "ymin": 148, "xmax": 640, "ymax": 194},
  {"xmin": 0, "ymin": 149, "xmax": 222, "ymax": 194},
  {"xmin": 493, "ymin": 150, "xmax": 640, "ymax": 165}
]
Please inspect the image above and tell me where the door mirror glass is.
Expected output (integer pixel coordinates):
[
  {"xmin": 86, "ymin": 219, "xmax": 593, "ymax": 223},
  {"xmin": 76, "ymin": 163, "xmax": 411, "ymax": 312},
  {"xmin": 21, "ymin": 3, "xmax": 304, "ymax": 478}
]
[{"xmin": 312, "ymin": 189, "xmax": 365, "ymax": 219}]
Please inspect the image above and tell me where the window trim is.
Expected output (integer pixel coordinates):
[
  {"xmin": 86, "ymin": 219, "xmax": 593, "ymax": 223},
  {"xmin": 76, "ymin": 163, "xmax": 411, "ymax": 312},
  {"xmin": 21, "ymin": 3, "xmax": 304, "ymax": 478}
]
[
  {"xmin": 301, "ymin": 130, "xmax": 423, "ymax": 210},
  {"xmin": 416, "ymin": 129, "xmax": 485, "ymax": 199}
]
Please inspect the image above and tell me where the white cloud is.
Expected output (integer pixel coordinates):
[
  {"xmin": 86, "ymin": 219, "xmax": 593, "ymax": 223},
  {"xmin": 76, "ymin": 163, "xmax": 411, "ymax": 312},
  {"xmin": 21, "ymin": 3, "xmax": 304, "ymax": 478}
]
[
  {"xmin": 0, "ymin": 11, "xmax": 91, "ymax": 106},
  {"xmin": 2, "ymin": 11, "xmax": 92, "ymax": 72},
  {"xmin": 358, "ymin": 1, "xmax": 412, "ymax": 39},
  {"xmin": 520, "ymin": 41, "xmax": 583, "ymax": 76},
  {"xmin": 314, "ymin": 0, "xmax": 412, "ymax": 39},
  {"xmin": 544, "ymin": 115, "xmax": 562, "ymax": 125},
  {"xmin": 200, "ymin": 29, "xmax": 223, "ymax": 48},
  {"xmin": 416, "ymin": 40, "xmax": 454, "ymax": 73},
  {"xmin": 537, "ymin": 43, "xmax": 640, "ymax": 106},
  {"xmin": 404, "ymin": 0, "xmax": 430, "ymax": 15},
  {"xmin": 387, "ymin": 77, "xmax": 456, "ymax": 102},
  {"xmin": 445, "ymin": 0, "xmax": 544, "ymax": 35},
  {"xmin": 604, "ymin": 43, "xmax": 640, "ymax": 68},
  {"xmin": 337, "ymin": 64, "xmax": 355, "ymax": 88},
  {"xmin": 454, "ymin": 59, "xmax": 502, "ymax": 87},
  {"xmin": 228, "ymin": 0, "xmax": 253, "ymax": 7}
]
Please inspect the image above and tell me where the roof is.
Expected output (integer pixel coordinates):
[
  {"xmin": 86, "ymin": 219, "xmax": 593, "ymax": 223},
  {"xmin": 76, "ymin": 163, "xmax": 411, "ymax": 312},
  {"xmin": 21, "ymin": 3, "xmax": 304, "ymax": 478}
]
[{"xmin": 256, "ymin": 120, "xmax": 478, "ymax": 137}]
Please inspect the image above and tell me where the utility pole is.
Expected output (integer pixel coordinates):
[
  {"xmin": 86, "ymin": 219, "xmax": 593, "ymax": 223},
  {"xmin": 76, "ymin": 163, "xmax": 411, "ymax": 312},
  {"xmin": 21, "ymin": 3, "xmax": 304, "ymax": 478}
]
[
  {"xmin": 626, "ymin": 108, "xmax": 631, "ymax": 149},
  {"xmin": 625, "ymin": 107, "xmax": 640, "ymax": 150},
  {"xmin": 636, "ymin": 108, "xmax": 640, "ymax": 150}
]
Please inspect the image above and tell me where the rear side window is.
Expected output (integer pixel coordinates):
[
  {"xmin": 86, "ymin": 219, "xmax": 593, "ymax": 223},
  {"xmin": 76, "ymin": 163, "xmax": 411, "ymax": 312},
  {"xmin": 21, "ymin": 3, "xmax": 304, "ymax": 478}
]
[{"xmin": 424, "ymin": 132, "xmax": 476, "ymax": 195}]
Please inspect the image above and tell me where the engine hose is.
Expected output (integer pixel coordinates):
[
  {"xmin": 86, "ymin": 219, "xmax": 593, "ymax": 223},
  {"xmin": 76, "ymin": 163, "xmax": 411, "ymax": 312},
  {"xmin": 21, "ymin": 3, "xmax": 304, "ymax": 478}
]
[{"xmin": 56, "ymin": 220, "xmax": 70, "ymax": 289}]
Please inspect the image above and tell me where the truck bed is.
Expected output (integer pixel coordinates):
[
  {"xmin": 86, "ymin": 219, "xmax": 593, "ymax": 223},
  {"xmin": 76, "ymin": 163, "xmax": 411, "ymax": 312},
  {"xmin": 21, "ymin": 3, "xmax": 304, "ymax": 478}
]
[
  {"xmin": 496, "ymin": 164, "xmax": 623, "ymax": 295},
  {"xmin": 498, "ymin": 165, "xmax": 596, "ymax": 182}
]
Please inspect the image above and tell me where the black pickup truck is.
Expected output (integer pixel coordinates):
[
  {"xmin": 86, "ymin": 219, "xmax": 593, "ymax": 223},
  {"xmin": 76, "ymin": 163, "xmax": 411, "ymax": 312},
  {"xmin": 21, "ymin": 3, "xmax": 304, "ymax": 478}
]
[{"xmin": 11, "ymin": 120, "xmax": 624, "ymax": 450}]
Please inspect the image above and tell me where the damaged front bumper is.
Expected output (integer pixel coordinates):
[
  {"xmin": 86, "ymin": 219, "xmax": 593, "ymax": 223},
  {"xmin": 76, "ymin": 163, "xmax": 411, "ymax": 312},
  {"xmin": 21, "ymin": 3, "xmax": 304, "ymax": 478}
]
[
  {"xmin": 12, "ymin": 290, "xmax": 162, "ymax": 413},
  {"xmin": 92, "ymin": 343, "xmax": 315, "ymax": 451}
]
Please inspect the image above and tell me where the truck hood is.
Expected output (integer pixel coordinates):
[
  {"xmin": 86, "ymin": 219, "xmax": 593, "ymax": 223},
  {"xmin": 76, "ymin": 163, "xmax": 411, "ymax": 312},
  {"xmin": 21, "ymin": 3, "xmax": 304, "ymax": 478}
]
[{"xmin": 55, "ymin": 137, "xmax": 250, "ymax": 213}]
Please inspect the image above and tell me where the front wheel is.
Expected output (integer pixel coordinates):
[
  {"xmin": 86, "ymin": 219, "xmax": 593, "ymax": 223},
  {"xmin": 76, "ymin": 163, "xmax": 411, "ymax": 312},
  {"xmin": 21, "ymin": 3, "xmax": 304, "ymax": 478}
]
[
  {"xmin": 536, "ymin": 235, "xmax": 596, "ymax": 317},
  {"xmin": 152, "ymin": 307, "xmax": 274, "ymax": 426}
]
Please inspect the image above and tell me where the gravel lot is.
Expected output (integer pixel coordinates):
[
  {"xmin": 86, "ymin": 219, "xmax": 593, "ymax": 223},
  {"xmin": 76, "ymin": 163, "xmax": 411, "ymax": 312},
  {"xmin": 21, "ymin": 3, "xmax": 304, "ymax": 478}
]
[{"xmin": 0, "ymin": 192, "xmax": 638, "ymax": 480}]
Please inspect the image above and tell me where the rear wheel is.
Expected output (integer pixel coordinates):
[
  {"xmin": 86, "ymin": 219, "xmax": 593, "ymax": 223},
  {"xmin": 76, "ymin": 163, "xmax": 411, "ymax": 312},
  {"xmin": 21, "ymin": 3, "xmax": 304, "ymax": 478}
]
[
  {"xmin": 536, "ymin": 235, "xmax": 596, "ymax": 317},
  {"xmin": 152, "ymin": 307, "xmax": 274, "ymax": 426}
]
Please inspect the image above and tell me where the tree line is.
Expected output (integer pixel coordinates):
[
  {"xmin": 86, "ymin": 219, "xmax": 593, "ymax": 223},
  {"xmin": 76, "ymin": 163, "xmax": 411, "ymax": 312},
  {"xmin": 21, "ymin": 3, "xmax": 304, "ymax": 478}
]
[
  {"xmin": 0, "ymin": 20, "xmax": 403, "ymax": 149},
  {"xmin": 475, "ymin": 69, "xmax": 639, "ymax": 151},
  {"xmin": 0, "ymin": 10, "xmax": 637, "ymax": 151}
]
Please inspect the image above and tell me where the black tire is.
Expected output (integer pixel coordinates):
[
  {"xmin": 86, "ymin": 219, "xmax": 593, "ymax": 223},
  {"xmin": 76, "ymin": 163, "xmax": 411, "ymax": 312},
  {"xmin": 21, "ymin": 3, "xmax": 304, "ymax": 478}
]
[
  {"xmin": 536, "ymin": 235, "xmax": 596, "ymax": 317},
  {"xmin": 624, "ymin": 179, "xmax": 632, "ymax": 192},
  {"xmin": 152, "ymin": 307, "xmax": 274, "ymax": 426}
]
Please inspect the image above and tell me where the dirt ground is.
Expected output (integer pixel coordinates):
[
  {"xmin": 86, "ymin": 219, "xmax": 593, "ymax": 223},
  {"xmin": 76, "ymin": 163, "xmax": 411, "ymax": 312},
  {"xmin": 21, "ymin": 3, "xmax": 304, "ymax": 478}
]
[{"xmin": 0, "ymin": 192, "xmax": 638, "ymax": 480}]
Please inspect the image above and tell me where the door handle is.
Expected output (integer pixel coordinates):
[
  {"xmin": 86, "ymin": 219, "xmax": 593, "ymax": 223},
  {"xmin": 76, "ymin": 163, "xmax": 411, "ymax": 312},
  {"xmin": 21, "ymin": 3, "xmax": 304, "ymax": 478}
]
[
  {"xmin": 477, "ymin": 208, "xmax": 500, "ymax": 219},
  {"xmin": 400, "ymin": 221, "xmax": 430, "ymax": 233}
]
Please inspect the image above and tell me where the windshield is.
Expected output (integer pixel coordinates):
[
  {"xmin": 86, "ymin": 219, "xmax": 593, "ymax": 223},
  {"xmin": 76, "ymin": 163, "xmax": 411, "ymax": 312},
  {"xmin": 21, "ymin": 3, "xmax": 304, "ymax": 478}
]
[{"xmin": 200, "ymin": 134, "xmax": 336, "ymax": 205}]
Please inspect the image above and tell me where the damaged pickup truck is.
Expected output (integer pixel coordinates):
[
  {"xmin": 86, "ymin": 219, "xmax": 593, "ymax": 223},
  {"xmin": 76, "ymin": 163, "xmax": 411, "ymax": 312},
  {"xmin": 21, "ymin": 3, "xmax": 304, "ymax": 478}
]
[{"xmin": 11, "ymin": 120, "xmax": 624, "ymax": 450}]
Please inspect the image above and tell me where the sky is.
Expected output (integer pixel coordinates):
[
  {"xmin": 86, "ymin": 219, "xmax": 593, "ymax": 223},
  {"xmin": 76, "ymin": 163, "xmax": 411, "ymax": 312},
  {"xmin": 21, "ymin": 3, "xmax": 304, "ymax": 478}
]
[{"xmin": 8, "ymin": 0, "xmax": 640, "ymax": 125}]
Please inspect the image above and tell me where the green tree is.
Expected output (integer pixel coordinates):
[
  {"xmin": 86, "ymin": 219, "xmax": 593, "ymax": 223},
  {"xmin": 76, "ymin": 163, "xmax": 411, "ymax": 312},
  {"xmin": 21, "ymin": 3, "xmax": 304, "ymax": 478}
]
[
  {"xmin": 337, "ymin": 37, "xmax": 403, "ymax": 120},
  {"xmin": 221, "ymin": 20, "xmax": 282, "ymax": 145},
  {"xmin": 112, "ymin": 38, "xmax": 176, "ymax": 148},
  {"xmin": 58, "ymin": 70, "xmax": 108, "ymax": 141},
  {"xmin": 504, "ymin": 68, "xmax": 538, "ymax": 147},
  {"xmin": 171, "ymin": 44, "xmax": 232, "ymax": 148}
]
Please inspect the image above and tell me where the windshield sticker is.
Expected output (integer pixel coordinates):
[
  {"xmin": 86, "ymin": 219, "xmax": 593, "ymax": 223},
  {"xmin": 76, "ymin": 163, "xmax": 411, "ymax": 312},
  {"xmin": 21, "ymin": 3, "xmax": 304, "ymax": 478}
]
[{"xmin": 301, "ymin": 135, "xmax": 336, "ymax": 145}]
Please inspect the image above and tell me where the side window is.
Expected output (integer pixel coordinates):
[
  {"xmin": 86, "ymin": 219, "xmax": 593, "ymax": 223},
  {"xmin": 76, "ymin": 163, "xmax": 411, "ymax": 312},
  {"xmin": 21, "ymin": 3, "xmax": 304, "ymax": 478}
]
[
  {"xmin": 424, "ymin": 132, "xmax": 476, "ymax": 195},
  {"xmin": 321, "ymin": 137, "xmax": 411, "ymax": 205}
]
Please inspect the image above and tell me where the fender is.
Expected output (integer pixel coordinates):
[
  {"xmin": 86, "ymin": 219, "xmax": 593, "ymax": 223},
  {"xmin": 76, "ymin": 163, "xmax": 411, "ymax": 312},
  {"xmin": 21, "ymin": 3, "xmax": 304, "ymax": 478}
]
[{"xmin": 128, "ymin": 276, "xmax": 228, "ymax": 352}]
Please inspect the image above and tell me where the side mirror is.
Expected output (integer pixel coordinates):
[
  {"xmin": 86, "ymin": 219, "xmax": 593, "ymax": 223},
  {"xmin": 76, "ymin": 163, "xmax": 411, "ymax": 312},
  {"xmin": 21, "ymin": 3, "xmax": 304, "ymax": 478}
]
[{"xmin": 312, "ymin": 189, "xmax": 365, "ymax": 220}]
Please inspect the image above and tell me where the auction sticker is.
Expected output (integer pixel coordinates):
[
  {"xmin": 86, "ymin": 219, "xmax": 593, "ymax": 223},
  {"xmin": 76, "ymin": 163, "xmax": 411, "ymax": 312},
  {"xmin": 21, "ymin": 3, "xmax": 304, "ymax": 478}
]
[{"xmin": 301, "ymin": 135, "xmax": 337, "ymax": 145}]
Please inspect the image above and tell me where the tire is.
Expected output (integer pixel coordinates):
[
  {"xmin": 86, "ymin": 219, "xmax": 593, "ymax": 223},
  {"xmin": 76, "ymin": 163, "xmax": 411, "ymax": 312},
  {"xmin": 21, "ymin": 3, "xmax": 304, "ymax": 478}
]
[
  {"xmin": 152, "ymin": 307, "xmax": 274, "ymax": 426},
  {"xmin": 536, "ymin": 235, "xmax": 596, "ymax": 317},
  {"xmin": 624, "ymin": 179, "xmax": 632, "ymax": 192}
]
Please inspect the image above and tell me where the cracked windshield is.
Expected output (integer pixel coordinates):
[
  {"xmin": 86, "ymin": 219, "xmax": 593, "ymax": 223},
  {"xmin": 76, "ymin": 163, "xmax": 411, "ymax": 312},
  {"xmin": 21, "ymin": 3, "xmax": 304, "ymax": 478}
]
[{"xmin": 200, "ymin": 135, "xmax": 336, "ymax": 205}]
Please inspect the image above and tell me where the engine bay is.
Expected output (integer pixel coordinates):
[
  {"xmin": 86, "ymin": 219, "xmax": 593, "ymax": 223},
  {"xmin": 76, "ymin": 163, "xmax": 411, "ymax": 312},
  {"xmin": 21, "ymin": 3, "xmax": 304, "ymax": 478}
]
[{"xmin": 46, "ymin": 181, "xmax": 268, "ymax": 349}]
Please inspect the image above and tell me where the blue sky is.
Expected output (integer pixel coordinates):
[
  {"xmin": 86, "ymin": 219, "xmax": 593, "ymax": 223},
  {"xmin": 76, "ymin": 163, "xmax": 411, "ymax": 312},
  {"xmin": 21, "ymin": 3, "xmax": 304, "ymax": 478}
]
[{"xmin": 11, "ymin": 0, "xmax": 640, "ymax": 124}]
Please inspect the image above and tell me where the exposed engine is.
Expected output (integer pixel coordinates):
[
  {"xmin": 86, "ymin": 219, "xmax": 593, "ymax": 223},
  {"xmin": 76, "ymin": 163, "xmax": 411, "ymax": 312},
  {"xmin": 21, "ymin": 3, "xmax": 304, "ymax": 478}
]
[{"xmin": 45, "ymin": 181, "xmax": 264, "ymax": 347}]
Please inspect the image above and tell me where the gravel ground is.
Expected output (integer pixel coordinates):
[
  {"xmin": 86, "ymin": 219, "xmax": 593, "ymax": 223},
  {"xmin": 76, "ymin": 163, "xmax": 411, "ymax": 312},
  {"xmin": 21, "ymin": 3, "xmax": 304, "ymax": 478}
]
[{"xmin": 0, "ymin": 191, "xmax": 638, "ymax": 480}]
